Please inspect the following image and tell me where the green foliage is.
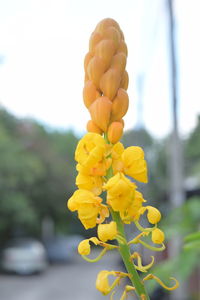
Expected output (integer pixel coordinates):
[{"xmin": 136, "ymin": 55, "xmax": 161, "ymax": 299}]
[
  {"xmin": 0, "ymin": 108, "xmax": 80, "ymax": 239},
  {"xmin": 185, "ymin": 115, "xmax": 200, "ymax": 178},
  {"xmin": 147, "ymin": 198, "xmax": 200, "ymax": 297}
]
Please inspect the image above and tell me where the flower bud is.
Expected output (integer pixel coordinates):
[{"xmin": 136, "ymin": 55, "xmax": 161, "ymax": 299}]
[
  {"xmin": 103, "ymin": 26, "xmax": 121, "ymax": 50},
  {"xmin": 111, "ymin": 53, "xmax": 127, "ymax": 75},
  {"xmin": 107, "ymin": 121, "xmax": 123, "ymax": 144},
  {"xmin": 120, "ymin": 70, "xmax": 129, "ymax": 90},
  {"xmin": 84, "ymin": 52, "xmax": 93, "ymax": 72},
  {"xmin": 95, "ymin": 18, "xmax": 120, "ymax": 35},
  {"xmin": 152, "ymin": 228, "xmax": 165, "ymax": 244},
  {"xmin": 111, "ymin": 88, "xmax": 129, "ymax": 121},
  {"xmin": 87, "ymin": 56, "xmax": 106, "ymax": 89},
  {"xmin": 83, "ymin": 81, "xmax": 100, "ymax": 108},
  {"xmin": 117, "ymin": 40, "xmax": 128, "ymax": 56},
  {"xmin": 119, "ymin": 119, "xmax": 125, "ymax": 127},
  {"xmin": 89, "ymin": 32, "xmax": 103, "ymax": 54},
  {"xmin": 95, "ymin": 39, "xmax": 116, "ymax": 69},
  {"xmin": 86, "ymin": 120, "xmax": 103, "ymax": 134},
  {"xmin": 98, "ymin": 221, "xmax": 117, "ymax": 242},
  {"xmin": 100, "ymin": 68, "xmax": 121, "ymax": 100},
  {"xmin": 89, "ymin": 96, "xmax": 112, "ymax": 132}
]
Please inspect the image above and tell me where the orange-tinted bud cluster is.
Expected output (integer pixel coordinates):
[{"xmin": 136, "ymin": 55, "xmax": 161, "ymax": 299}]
[{"xmin": 83, "ymin": 18, "xmax": 129, "ymax": 144}]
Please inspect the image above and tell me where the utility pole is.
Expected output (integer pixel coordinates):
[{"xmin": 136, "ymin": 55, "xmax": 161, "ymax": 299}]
[{"xmin": 167, "ymin": 0, "xmax": 188, "ymax": 299}]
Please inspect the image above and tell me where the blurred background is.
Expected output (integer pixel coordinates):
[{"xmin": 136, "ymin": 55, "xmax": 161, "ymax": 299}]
[{"xmin": 0, "ymin": 0, "xmax": 199, "ymax": 299}]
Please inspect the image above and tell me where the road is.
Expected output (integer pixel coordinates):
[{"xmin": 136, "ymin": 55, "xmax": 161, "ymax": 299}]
[{"xmin": 0, "ymin": 250, "xmax": 131, "ymax": 300}]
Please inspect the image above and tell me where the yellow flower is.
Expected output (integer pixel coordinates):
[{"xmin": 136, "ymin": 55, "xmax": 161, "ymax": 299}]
[
  {"xmin": 96, "ymin": 269, "xmax": 129, "ymax": 295},
  {"xmin": 78, "ymin": 237, "xmax": 99, "ymax": 255},
  {"xmin": 75, "ymin": 132, "xmax": 106, "ymax": 167},
  {"xmin": 75, "ymin": 132, "xmax": 111, "ymax": 176},
  {"xmin": 76, "ymin": 172, "xmax": 103, "ymax": 195},
  {"xmin": 151, "ymin": 228, "xmax": 165, "ymax": 244},
  {"xmin": 140, "ymin": 206, "xmax": 161, "ymax": 224},
  {"xmin": 96, "ymin": 270, "xmax": 116, "ymax": 295},
  {"xmin": 67, "ymin": 189, "xmax": 109, "ymax": 229},
  {"xmin": 111, "ymin": 142, "xmax": 124, "ymax": 174},
  {"xmin": 104, "ymin": 172, "xmax": 136, "ymax": 213},
  {"xmin": 120, "ymin": 191, "xmax": 145, "ymax": 223},
  {"xmin": 98, "ymin": 221, "xmax": 117, "ymax": 242},
  {"xmin": 76, "ymin": 159, "xmax": 110, "ymax": 176},
  {"xmin": 121, "ymin": 146, "xmax": 148, "ymax": 183}
]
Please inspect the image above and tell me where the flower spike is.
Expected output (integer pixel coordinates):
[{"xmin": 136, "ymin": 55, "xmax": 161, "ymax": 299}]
[
  {"xmin": 67, "ymin": 17, "xmax": 179, "ymax": 300},
  {"xmin": 143, "ymin": 274, "xmax": 179, "ymax": 291}
]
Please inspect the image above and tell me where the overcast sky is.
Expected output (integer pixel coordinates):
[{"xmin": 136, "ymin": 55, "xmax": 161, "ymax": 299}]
[{"xmin": 0, "ymin": 0, "xmax": 199, "ymax": 138}]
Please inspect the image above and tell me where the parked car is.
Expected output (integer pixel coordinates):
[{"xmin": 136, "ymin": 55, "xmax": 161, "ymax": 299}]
[
  {"xmin": 44, "ymin": 234, "xmax": 83, "ymax": 263},
  {"xmin": 1, "ymin": 238, "xmax": 48, "ymax": 275}
]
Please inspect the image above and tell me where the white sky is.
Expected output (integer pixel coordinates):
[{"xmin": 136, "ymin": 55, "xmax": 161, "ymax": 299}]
[{"xmin": 0, "ymin": 0, "xmax": 199, "ymax": 138}]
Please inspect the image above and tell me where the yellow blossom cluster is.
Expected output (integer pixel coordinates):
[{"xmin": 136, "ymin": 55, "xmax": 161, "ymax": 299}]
[
  {"xmin": 67, "ymin": 18, "xmax": 178, "ymax": 299},
  {"xmin": 68, "ymin": 132, "xmax": 164, "ymax": 243}
]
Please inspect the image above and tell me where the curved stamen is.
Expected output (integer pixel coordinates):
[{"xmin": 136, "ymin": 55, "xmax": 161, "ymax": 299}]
[
  {"xmin": 116, "ymin": 234, "xmax": 127, "ymax": 245},
  {"xmin": 120, "ymin": 285, "xmax": 136, "ymax": 300},
  {"xmin": 131, "ymin": 252, "xmax": 155, "ymax": 272},
  {"xmin": 143, "ymin": 274, "xmax": 179, "ymax": 291},
  {"xmin": 82, "ymin": 247, "xmax": 107, "ymax": 262},
  {"xmin": 129, "ymin": 238, "xmax": 165, "ymax": 252},
  {"xmin": 134, "ymin": 220, "xmax": 157, "ymax": 232}
]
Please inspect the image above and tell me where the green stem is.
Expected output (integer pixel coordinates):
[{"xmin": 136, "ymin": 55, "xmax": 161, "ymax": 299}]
[
  {"xmin": 111, "ymin": 210, "xmax": 150, "ymax": 300},
  {"xmin": 104, "ymin": 134, "xmax": 150, "ymax": 300}
]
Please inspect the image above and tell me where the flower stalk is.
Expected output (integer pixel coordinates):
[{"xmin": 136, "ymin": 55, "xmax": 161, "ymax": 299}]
[
  {"xmin": 67, "ymin": 18, "xmax": 178, "ymax": 299},
  {"xmin": 105, "ymin": 149, "xmax": 150, "ymax": 299}
]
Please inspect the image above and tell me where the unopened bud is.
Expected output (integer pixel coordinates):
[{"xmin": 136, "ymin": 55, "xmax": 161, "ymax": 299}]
[
  {"xmin": 117, "ymin": 40, "xmax": 128, "ymax": 56},
  {"xmin": 95, "ymin": 18, "xmax": 120, "ymax": 35},
  {"xmin": 103, "ymin": 26, "xmax": 121, "ymax": 51},
  {"xmin": 111, "ymin": 53, "xmax": 127, "ymax": 75},
  {"xmin": 84, "ymin": 52, "xmax": 93, "ymax": 72},
  {"xmin": 108, "ymin": 122, "xmax": 123, "ymax": 144},
  {"xmin": 120, "ymin": 70, "xmax": 129, "ymax": 90},
  {"xmin": 89, "ymin": 32, "xmax": 103, "ymax": 54},
  {"xmin": 95, "ymin": 39, "xmax": 116, "ymax": 69},
  {"xmin": 83, "ymin": 81, "xmax": 100, "ymax": 108},
  {"xmin": 100, "ymin": 68, "xmax": 121, "ymax": 100},
  {"xmin": 111, "ymin": 88, "xmax": 129, "ymax": 121},
  {"xmin": 87, "ymin": 56, "xmax": 106, "ymax": 89},
  {"xmin": 87, "ymin": 120, "xmax": 103, "ymax": 135},
  {"xmin": 89, "ymin": 96, "xmax": 112, "ymax": 132}
]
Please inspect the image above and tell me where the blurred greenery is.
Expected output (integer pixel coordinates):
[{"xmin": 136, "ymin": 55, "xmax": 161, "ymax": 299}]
[
  {"xmin": 146, "ymin": 198, "xmax": 200, "ymax": 300},
  {"xmin": 0, "ymin": 107, "xmax": 81, "ymax": 241}
]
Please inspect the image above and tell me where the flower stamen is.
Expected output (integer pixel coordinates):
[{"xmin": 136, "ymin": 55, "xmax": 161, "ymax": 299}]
[{"xmin": 143, "ymin": 274, "xmax": 179, "ymax": 291}]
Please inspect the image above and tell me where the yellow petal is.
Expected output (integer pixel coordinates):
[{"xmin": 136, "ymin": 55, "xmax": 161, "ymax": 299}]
[
  {"xmin": 78, "ymin": 239, "xmax": 91, "ymax": 255},
  {"xmin": 122, "ymin": 146, "xmax": 148, "ymax": 183},
  {"xmin": 98, "ymin": 221, "xmax": 117, "ymax": 242},
  {"xmin": 146, "ymin": 206, "xmax": 161, "ymax": 224},
  {"xmin": 151, "ymin": 228, "xmax": 165, "ymax": 244}
]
